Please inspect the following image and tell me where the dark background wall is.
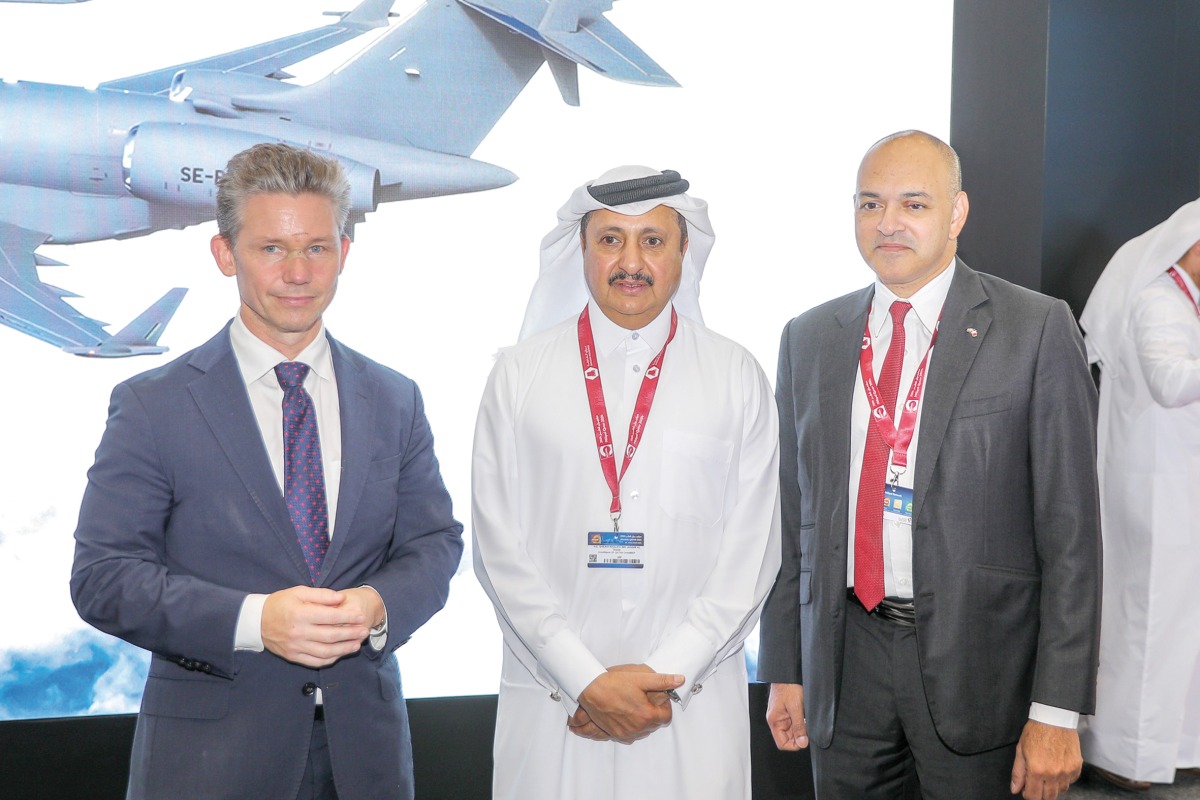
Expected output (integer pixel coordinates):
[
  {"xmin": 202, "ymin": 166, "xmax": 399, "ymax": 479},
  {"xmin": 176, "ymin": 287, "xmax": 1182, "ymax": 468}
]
[
  {"xmin": 952, "ymin": 0, "xmax": 1200, "ymax": 310},
  {"xmin": 6, "ymin": 1, "xmax": 1198, "ymax": 797},
  {"xmin": 0, "ymin": 685, "xmax": 815, "ymax": 800}
]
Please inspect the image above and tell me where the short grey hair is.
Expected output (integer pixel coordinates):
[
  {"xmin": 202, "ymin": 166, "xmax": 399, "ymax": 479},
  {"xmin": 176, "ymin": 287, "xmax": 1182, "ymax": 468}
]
[{"xmin": 215, "ymin": 142, "xmax": 351, "ymax": 244}]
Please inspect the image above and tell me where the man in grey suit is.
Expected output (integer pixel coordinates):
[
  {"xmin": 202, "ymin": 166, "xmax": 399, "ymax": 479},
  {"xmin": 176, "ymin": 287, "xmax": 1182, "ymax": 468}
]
[
  {"xmin": 758, "ymin": 130, "xmax": 1101, "ymax": 800},
  {"xmin": 71, "ymin": 143, "xmax": 463, "ymax": 800}
]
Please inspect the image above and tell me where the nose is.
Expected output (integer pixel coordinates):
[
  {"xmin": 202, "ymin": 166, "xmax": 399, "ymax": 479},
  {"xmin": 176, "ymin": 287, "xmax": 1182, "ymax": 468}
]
[
  {"xmin": 281, "ymin": 251, "xmax": 313, "ymax": 284},
  {"xmin": 878, "ymin": 204, "xmax": 904, "ymax": 236},
  {"xmin": 620, "ymin": 239, "xmax": 646, "ymax": 273}
]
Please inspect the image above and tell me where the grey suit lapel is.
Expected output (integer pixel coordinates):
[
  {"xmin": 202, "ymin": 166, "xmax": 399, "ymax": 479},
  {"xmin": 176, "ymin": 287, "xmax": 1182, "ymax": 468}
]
[
  {"xmin": 912, "ymin": 262, "xmax": 991, "ymax": 524},
  {"xmin": 825, "ymin": 287, "xmax": 873, "ymax": 587},
  {"xmin": 320, "ymin": 336, "xmax": 376, "ymax": 582},
  {"xmin": 187, "ymin": 326, "xmax": 311, "ymax": 584}
]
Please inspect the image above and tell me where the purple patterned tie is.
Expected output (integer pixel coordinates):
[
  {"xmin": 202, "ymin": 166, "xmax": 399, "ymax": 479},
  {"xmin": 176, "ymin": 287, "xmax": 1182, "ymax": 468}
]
[{"xmin": 275, "ymin": 362, "xmax": 330, "ymax": 584}]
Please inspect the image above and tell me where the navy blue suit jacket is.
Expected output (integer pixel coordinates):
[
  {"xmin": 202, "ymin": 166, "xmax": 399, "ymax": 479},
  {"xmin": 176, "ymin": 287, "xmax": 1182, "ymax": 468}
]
[{"xmin": 71, "ymin": 324, "xmax": 463, "ymax": 800}]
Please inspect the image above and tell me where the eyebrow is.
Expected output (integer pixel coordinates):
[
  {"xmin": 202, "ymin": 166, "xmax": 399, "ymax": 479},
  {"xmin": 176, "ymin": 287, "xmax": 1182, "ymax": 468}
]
[
  {"xmin": 593, "ymin": 225, "xmax": 670, "ymax": 236},
  {"xmin": 855, "ymin": 190, "xmax": 935, "ymax": 200}
]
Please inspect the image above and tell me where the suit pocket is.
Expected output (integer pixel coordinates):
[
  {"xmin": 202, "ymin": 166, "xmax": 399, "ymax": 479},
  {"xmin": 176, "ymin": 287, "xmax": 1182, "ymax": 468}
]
[
  {"xmin": 658, "ymin": 430, "xmax": 733, "ymax": 527},
  {"xmin": 975, "ymin": 563, "xmax": 1040, "ymax": 581},
  {"xmin": 950, "ymin": 392, "xmax": 1010, "ymax": 419},
  {"xmin": 367, "ymin": 453, "xmax": 403, "ymax": 483},
  {"xmin": 140, "ymin": 674, "xmax": 230, "ymax": 720},
  {"xmin": 378, "ymin": 661, "xmax": 403, "ymax": 702}
]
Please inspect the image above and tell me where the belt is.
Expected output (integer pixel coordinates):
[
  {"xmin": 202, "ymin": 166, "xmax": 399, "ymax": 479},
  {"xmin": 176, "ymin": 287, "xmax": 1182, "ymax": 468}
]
[{"xmin": 847, "ymin": 587, "xmax": 916, "ymax": 627}]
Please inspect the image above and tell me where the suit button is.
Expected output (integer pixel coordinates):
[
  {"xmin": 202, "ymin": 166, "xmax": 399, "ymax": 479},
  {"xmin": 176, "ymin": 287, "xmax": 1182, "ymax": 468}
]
[{"xmin": 302, "ymin": 682, "xmax": 317, "ymax": 697}]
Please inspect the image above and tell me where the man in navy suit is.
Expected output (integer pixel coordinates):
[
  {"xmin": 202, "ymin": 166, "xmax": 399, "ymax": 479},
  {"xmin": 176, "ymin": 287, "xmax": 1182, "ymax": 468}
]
[{"xmin": 71, "ymin": 142, "xmax": 463, "ymax": 800}]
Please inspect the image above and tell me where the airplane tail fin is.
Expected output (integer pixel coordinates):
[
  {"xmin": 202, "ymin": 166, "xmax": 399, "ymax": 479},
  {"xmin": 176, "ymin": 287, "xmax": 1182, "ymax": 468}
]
[
  {"xmin": 109, "ymin": 287, "xmax": 187, "ymax": 347},
  {"xmin": 63, "ymin": 287, "xmax": 188, "ymax": 357},
  {"xmin": 263, "ymin": 0, "xmax": 676, "ymax": 157}
]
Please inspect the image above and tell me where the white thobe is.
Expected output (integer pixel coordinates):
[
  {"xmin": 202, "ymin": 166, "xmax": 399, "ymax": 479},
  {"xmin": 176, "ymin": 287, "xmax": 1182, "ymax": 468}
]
[
  {"xmin": 1081, "ymin": 269, "xmax": 1200, "ymax": 782},
  {"xmin": 472, "ymin": 301, "xmax": 781, "ymax": 800}
]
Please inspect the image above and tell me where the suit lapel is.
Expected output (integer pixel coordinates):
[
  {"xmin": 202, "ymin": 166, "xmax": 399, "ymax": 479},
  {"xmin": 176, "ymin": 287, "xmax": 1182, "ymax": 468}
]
[
  {"xmin": 187, "ymin": 327, "xmax": 311, "ymax": 583},
  {"xmin": 320, "ymin": 336, "xmax": 375, "ymax": 583},
  {"xmin": 911, "ymin": 262, "xmax": 991, "ymax": 524},
  {"xmin": 825, "ymin": 287, "xmax": 873, "ymax": 588}
]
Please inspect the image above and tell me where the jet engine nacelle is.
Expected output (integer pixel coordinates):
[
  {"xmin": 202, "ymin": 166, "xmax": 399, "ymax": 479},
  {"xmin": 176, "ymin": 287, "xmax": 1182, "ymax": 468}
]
[
  {"xmin": 169, "ymin": 69, "xmax": 298, "ymax": 118},
  {"xmin": 122, "ymin": 122, "xmax": 381, "ymax": 215}
]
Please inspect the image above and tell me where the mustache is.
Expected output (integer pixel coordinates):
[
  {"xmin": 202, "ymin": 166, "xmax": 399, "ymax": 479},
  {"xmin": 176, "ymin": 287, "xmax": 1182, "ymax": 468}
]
[{"xmin": 608, "ymin": 270, "xmax": 655, "ymax": 286}]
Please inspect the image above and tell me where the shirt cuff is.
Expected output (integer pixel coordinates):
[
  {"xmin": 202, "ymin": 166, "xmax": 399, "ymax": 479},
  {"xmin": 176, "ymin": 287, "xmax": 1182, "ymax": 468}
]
[
  {"xmin": 235, "ymin": 594, "xmax": 268, "ymax": 652},
  {"xmin": 1029, "ymin": 703, "xmax": 1079, "ymax": 729},
  {"xmin": 644, "ymin": 623, "xmax": 712, "ymax": 709},
  {"xmin": 538, "ymin": 629, "xmax": 607, "ymax": 710},
  {"xmin": 359, "ymin": 585, "xmax": 388, "ymax": 652}
]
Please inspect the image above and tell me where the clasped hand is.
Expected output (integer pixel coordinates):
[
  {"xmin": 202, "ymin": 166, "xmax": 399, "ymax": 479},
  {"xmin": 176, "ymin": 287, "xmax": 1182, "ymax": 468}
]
[
  {"xmin": 261, "ymin": 585, "xmax": 383, "ymax": 668},
  {"xmin": 568, "ymin": 664, "xmax": 685, "ymax": 744}
]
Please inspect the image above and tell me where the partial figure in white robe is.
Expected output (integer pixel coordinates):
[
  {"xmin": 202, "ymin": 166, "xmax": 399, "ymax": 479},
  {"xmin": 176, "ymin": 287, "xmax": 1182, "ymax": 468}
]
[
  {"xmin": 472, "ymin": 166, "xmax": 781, "ymax": 800},
  {"xmin": 1080, "ymin": 198, "xmax": 1200, "ymax": 785}
]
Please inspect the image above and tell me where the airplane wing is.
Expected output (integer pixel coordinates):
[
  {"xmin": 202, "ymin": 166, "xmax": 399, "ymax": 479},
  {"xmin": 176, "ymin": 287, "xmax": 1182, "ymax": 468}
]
[
  {"xmin": 98, "ymin": 0, "xmax": 395, "ymax": 95},
  {"xmin": 0, "ymin": 221, "xmax": 186, "ymax": 356}
]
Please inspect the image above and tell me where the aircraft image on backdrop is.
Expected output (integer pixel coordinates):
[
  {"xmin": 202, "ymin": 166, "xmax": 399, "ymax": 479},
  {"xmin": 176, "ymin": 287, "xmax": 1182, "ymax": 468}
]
[{"xmin": 0, "ymin": 0, "xmax": 675, "ymax": 357}]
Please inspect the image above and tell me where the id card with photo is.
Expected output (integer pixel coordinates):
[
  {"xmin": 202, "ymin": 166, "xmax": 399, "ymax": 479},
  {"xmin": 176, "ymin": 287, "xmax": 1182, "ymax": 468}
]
[
  {"xmin": 883, "ymin": 484, "xmax": 913, "ymax": 525},
  {"xmin": 586, "ymin": 531, "xmax": 645, "ymax": 569}
]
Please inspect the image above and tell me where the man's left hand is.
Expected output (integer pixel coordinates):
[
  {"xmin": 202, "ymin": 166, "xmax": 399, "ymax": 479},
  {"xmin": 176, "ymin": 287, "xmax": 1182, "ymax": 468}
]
[
  {"xmin": 1010, "ymin": 720, "xmax": 1082, "ymax": 799},
  {"xmin": 338, "ymin": 587, "xmax": 385, "ymax": 630},
  {"xmin": 567, "ymin": 706, "xmax": 611, "ymax": 741}
]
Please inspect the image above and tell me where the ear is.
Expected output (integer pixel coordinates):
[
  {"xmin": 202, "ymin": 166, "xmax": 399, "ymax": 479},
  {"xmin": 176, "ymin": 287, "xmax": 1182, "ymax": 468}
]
[
  {"xmin": 949, "ymin": 191, "xmax": 970, "ymax": 239},
  {"xmin": 211, "ymin": 234, "xmax": 237, "ymax": 277},
  {"xmin": 339, "ymin": 235, "xmax": 351, "ymax": 274}
]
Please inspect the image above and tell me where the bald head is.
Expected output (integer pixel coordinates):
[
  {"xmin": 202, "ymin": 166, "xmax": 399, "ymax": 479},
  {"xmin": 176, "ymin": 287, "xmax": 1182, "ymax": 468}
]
[
  {"xmin": 864, "ymin": 130, "xmax": 962, "ymax": 197},
  {"xmin": 853, "ymin": 129, "xmax": 970, "ymax": 297}
]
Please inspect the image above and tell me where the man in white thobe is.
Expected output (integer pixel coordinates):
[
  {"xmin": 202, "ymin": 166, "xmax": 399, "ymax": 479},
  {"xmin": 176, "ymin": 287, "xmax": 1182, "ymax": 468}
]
[
  {"xmin": 472, "ymin": 166, "xmax": 781, "ymax": 800},
  {"xmin": 1080, "ymin": 198, "xmax": 1200, "ymax": 789}
]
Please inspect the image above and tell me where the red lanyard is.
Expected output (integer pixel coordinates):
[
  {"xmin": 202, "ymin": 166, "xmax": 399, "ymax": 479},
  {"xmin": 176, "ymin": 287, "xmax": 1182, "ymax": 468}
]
[
  {"xmin": 859, "ymin": 310, "xmax": 939, "ymax": 479},
  {"xmin": 578, "ymin": 305, "xmax": 678, "ymax": 531},
  {"xmin": 1167, "ymin": 267, "xmax": 1200, "ymax": 317}
]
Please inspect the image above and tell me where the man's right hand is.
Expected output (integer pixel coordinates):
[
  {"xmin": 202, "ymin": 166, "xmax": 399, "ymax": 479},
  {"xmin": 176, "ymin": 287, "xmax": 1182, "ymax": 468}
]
[
  {"xmin": 766, "ymin": 682, "xmax": 809, "ymax": 750},
  {"xmin": 577, "ymin": 665, "xmax": 685, "ymax": 744},
  {"xmin": 261, "ymin": 585, "xmax": 373, "ymax": 667}
]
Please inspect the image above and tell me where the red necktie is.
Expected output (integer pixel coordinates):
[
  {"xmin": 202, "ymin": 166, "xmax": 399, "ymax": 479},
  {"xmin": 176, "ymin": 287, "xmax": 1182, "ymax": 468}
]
[
  {"xmin": 275, "ymin": 362, "xmax": 330, "ymax": 585},
  {"xmin": 854, "ymin": 301, "xmax": 910, "ymax": 611}
]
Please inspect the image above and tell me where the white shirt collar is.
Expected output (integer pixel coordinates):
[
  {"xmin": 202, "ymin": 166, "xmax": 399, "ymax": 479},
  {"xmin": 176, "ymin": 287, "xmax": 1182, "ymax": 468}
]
[
  {"xmin": 586, "ymin": 298, "xmax": 675, "ymax": 356},
  {"xmin": 870, "ymin": 258, "xmax": 957, "ymax": 336},
  {"xmin": 229, "ymin": 314, "xmax": 335, "ymax": 387}
]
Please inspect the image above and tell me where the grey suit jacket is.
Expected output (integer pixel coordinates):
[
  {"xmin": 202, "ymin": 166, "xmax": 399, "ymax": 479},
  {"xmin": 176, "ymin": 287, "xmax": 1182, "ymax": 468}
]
[
  {"xmin": 758, "ymin": 262, "xmax": 1102, "ymax": 754},
  {"xmin": 71, "ymin": 324, "xmax": 463, "ymax": 800}
]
